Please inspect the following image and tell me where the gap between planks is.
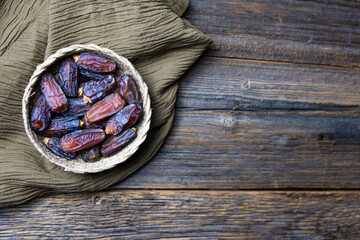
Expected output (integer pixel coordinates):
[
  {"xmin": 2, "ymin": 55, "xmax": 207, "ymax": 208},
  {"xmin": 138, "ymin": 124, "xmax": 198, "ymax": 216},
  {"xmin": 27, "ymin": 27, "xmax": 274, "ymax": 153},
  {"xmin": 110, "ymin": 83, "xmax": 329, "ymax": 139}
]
[
  {"xmin": 106, "ymin": 188, "xmax": 360, "ymax": 193},
  {"xmin": 207, "ymin": 55, "xmax": 360, "ymax": 70},
  {"xmin": 174, "ymin": 106, "xmax": 360, "ymax": 112}
]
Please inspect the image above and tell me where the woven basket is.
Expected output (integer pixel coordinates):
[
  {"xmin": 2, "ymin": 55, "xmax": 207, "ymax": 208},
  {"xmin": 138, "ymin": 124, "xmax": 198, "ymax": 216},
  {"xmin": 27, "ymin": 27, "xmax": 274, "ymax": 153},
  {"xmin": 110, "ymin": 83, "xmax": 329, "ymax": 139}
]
[{"xmin": 22, "ymin": 44, "xmax": 151, "ymax": 173}]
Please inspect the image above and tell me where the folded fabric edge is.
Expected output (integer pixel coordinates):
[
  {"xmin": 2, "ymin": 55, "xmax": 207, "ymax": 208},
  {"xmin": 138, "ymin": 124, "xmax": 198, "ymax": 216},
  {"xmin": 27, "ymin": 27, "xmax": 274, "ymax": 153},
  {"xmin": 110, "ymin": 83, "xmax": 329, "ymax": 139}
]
[{"xmin": 162, "ymin": 0, "xmax": 189, "ymax": 16}]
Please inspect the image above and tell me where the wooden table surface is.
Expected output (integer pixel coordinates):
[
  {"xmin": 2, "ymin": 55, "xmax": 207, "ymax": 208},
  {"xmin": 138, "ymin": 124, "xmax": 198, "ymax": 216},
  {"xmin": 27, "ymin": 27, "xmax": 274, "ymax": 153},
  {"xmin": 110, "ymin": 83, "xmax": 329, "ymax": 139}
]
[{"xmin": 2, "ymin": 0, "xmax": 360, "ymax": 239}]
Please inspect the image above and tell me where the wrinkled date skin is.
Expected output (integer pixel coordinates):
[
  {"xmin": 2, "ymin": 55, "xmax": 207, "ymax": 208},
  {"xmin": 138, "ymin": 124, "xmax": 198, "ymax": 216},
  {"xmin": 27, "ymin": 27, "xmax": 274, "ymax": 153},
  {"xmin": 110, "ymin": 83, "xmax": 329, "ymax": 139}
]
[
  {"xmin": 43, "ymin": 117, "xmax": 83, "ymax": 137},
  {"xmin": 66, "ymin": 97, "xmax": 92, "ymax": 116},
  {"xmin": 78, "ymin": 81, "xmax": 93, "ymax": 97},
  {"xmin": 115, "ymin": 75, "xmax": 142, "ymax": 104},
  {"xmin": 85, "ymin": 93, "xmax": 126, "ymax": 123},
  {"xmin": 31, "ymin": 94, "xmax": 51, "ymax": 131},
  {"xmin": 59, "ymin": 58, "xmax": 78, "ymax": 97},
  {"xmin": 81, "ymin": 145, "xmax": 100, "ymax": 162},
  {"xmin": 40, "ymin": 72, "xmax": 68, "ymax": 112},
  {"xmin": 83, "ymin": 75, "xmax": 116, "ymax": 103},
  {"xmin": 74, "ymin": 53, "xmax": 116, "ymax": 73},
  {"xmin": 105, "ymin": 104, "xmax": 142, "ymax": 135},
  {"xmin": 79, "ymin": 69, "xmax": 107, "ymax": 81},
  {"xmin": 101, "ymin": 128, "xmax": 137, "ymax": 156},
  {"xmin": 44, "ymin": 137, "xmax": 76, "ymax": 159},
  {"xmin": 60, "ymin": 129, "xmax": 106, "ymax": 153},
  {"xmin": 82, "ymin": 117, "xmax": 107, "ymax": 129}
]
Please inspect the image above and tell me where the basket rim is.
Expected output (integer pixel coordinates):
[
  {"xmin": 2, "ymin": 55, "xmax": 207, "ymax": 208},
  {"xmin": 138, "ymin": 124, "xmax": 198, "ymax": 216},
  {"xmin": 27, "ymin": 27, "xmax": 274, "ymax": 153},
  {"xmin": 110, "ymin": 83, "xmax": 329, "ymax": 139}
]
[{"xmin": 22, "ymin": 44, "xmax": 152, "ymax": 173}]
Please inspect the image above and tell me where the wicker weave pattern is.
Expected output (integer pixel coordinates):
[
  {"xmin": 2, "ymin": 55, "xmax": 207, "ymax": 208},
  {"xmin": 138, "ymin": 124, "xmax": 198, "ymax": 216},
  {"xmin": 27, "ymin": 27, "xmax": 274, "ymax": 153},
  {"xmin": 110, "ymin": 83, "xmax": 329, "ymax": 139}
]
[{"xmin": 22, "ymin": 44, "xmax": 151, "ymax": 173}]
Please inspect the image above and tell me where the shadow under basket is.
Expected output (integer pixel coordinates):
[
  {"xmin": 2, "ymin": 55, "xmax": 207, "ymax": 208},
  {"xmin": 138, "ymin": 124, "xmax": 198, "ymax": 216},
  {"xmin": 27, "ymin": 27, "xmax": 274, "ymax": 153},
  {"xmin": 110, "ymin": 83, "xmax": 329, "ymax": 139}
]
[{"xmin": 22, "ymin": 44, "xmax": 152, "ymax": 174}]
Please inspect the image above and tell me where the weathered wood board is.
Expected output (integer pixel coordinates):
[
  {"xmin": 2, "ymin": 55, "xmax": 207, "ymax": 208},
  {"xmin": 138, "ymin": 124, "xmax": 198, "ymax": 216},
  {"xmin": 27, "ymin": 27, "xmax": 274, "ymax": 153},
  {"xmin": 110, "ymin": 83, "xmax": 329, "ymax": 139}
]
[
  {"xmin": 116, "ymin": 109, "xmax": 360, "ymax": 189},
  {"xmin": 177, "ymin": 57, "xmax": 360, "ymax": 109},
  {"xmin": 3, "ymin": 0, "xmax": 360, "ymax": 238},
  {"xmin": 185, "ymin": 0, "xmax": 360, "ymax": 66},
  {"xmin": 1, "ymin": 191, "xmax": 359, "ymax": 239}
]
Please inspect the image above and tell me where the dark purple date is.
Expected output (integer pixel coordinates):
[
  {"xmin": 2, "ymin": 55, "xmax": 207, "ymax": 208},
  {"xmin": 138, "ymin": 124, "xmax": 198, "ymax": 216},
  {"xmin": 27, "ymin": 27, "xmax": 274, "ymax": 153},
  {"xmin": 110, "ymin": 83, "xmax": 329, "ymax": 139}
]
[
  {"xmin": 43, "ymin": 117, "xmax": 83, "ymax": 137},
  {"xmin": 31, "ymin": 94, "xmax": 51, "ymax": 131},
  {"xmin": 105, "ymin": 104, "xmax": 142, "ymax": 135},
  {"xmin": 40, "ymin": 72, "xmax": 68, "ymax": 112},
  {"xmin": 85, "ymin": 93, "xmax": 126, "ymax": 123},
  {"xmin": 44, "ymin": 137, "xmax": 76, "ymax": 159},
  {"xmin": 101, "ymin": 128, "xmax": 137, "ymax": 156},
  {"xmin": 115, "ymin": 74, "xmax": 142, "ymax": 104},
  {"xmin": 78, "ymin": 81, "xmax": 92, "ymax": 97},
  {"xmin": 59, "ymin": 58, "xmax": 78, "ymax": 97},
  {"xmin": 74, "ymin": 53, "xmax": 116, "ymax": 73},
  {"xmin": 60, "ymin": 129, "xmax": 106, "ymax": 152},
  {"xmin": 78, "ymin": 69, "xmax": 107, "ymax": 81},
  {"xmin": 81, "ymin": 145, "xmax": 100, "ymax": 162},
  {"xmin": 83, "ymin": 75, "xmax": 116, "ymax": 103},
  {"xmin": 66, "ymin": 97, "xmax": 92, "ymax": 117},
  {"xmin": 82, "ymin": 117, "xmax": 107, "ymax": 129}
]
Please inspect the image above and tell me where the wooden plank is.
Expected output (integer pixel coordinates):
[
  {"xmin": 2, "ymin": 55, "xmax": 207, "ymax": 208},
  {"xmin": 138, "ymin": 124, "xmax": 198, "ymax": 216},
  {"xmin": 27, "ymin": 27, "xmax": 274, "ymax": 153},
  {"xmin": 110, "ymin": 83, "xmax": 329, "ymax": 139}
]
[
  {"xmin": 117, "ymin": 109, "xmax": 360, "ymax": 189},
  {"xmin": 1, "ymin": 190, "xmax": 360, "ymax": 239},
  {"xmin": 177, "ymin": 57, "xmax": 360, "ymax": 109},
  {"xmin": 185, "ymin": 0, "xmax": 360, "ymax": 66}
]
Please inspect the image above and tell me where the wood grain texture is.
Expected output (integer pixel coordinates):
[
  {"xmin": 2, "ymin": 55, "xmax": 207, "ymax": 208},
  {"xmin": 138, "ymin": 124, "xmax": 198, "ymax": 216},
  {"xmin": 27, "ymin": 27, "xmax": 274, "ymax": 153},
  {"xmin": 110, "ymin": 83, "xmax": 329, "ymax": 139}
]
[
  {"xmin": 177, "ymin": 57, "xmax": 360, "ymax": 109},
  {"xmin": 185, "ymin": 0, "xmax": 360, "ymax": 66},
  {"xmin": 1, "ymin": 191, "xmax": 360, "ymax": 239},
  {"xmin": 3, "ymin": 1, "xmax": 360, "ymax": 238},
  {"xmin": 115, "ymin": 109, "xmax": 360, "ymax": 189}
]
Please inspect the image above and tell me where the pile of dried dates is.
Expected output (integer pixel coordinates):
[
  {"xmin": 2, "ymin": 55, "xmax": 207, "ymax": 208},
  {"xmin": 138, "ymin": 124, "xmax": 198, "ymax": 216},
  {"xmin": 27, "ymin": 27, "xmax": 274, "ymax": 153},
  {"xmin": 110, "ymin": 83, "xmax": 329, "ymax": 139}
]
[{"xmin": 30, "ymin": 52, "xmax": 143, "ymax": 162}]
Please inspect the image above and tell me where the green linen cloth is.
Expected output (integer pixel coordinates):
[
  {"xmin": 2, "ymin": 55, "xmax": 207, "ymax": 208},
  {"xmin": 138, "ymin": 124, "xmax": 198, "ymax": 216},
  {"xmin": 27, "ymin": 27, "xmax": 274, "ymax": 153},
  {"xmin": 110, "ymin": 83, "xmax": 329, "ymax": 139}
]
[{"xmin": 0, "ymin": 0, "xmax": 211, "ymax": 207}]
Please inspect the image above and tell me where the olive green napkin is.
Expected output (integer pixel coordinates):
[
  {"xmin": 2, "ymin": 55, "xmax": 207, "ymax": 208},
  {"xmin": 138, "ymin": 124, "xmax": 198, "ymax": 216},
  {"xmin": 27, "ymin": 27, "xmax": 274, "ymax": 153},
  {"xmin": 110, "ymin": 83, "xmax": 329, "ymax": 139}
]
[{"xmin": 0, "ymin": 0, "xmax": 211, "ymax": 207}]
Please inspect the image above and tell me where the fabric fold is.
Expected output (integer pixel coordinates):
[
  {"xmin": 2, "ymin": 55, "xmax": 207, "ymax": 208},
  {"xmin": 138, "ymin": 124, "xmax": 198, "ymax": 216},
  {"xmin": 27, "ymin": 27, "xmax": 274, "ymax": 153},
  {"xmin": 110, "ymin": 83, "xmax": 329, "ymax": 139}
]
[{"xmin": 162, "ymin": 0, "xmax": 189, "ymax": 16}]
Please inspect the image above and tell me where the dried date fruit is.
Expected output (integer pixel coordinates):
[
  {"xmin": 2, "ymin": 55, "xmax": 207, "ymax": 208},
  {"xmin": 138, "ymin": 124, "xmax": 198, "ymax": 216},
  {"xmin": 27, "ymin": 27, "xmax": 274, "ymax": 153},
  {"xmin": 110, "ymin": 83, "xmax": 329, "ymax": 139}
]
[
  {"xmin": 31, "ymin": 94, "xmax": 51, "ymax": 131},
  {"xmin": 60, "ymin": 129, "xmax": 105, "ymax": 152},
  {"xmin": 85, "ymin": 93, "xmax": 126, "ymax": 123},
  {"xmin": 101, "ymin": 128, "xmax": 137, "ymax": 156},
  {"xmin": 59, "ymin": 58, "xmax": 78, "ymax": 97},
  {"xmin": 115, "ymin": 74, "xmax": 142, "ymax": 104},
  {"xmin": 83, "ymin": 75, "xmax": 116, "ymax": 103},
  {"xmin": 33, "ymin": 51, "xmax": 144, "ymax": 162},
  {"xmin": 82, "ymin": 117, "xmax": 107, "ymax": 129},
  {"xmin": 78, "ymin": 69, "xmax": 107, "ymax": 81},
  {"xmin": 81, "ymin": 145, "xmax": 100, "ymax": 162},
  {"xmin": 43, "ymin": 117, "xmax": 83, "ymax": 137},
  {"xmin": 66, "ymin": 97, "xmax": 92, "ymax": 116},
  {"xmin": 105, "ymin": 104, "xmax": 142, "ymax": 135},
  {"xmin": 78, "ymin": 81, "xmax": 93, "ymax": 97},
  {"xmin": 44, "ymin": 137, "xmax": 75, "ymax": 159},
  {"xmin": 74, "ymin": 53, "xmax": 116, "ymax": 73},
  {"xmin": 40, "ymin": 72, "xmax": 68, "ymax": 112}
]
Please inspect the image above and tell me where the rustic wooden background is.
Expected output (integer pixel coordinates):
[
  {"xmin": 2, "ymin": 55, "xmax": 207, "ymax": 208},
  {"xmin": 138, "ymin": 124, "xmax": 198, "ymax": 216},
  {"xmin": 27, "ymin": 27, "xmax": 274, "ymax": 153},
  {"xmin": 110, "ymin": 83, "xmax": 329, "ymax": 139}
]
[{"xmin": 1, "ymin": 0, "xmax": 360, "ymax": 238}]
